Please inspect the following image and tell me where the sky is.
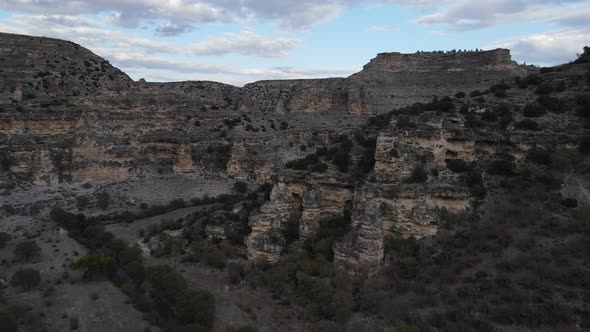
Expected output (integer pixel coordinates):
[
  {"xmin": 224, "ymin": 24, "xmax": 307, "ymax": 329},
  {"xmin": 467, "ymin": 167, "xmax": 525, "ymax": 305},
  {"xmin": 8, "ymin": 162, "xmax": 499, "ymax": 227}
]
[{"xmin": 0, "ymin": 1, "xmax": 588, "ymax": 86}]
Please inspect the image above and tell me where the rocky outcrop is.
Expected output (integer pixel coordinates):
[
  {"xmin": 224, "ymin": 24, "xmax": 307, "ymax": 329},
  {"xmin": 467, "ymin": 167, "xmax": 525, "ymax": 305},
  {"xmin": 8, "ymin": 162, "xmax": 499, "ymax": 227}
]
[
  {"xmin": 1, "ymin": 34, "xmax": 530, "ymax": 189},
  {"xmin": 351, "ymin": 49, "xmax": 528, "ymax": 112},
  {"xmin": 247, "ymin": 176, "xmax": 354, "ymax": 262},
  {"xmin": 7, "ymin": 32, "xmax": 580, "ymax": 274}
]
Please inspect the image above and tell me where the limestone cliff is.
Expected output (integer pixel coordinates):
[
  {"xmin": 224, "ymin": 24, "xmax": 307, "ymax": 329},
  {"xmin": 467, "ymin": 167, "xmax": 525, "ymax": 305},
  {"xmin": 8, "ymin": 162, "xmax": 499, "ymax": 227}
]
[
  {"xmin": 0, "ymin": 33, "xmax": 529, "ymax": 189},
  {"xmin": 7, "ymin": 32, "xmax": 584, "ymax": 274}
]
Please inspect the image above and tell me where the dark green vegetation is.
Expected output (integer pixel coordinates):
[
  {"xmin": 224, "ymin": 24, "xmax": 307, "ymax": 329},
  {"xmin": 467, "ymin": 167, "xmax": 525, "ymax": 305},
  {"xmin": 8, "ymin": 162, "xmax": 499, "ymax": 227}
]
[
  {"xmin": 47, "ymin": 186, "xmax": 272, "ymax": 330},
  {"xmin": 243, "ymin": 50, "xmax": 590, "ymax": 331},
  {"xmin": 10, "ymin": 268, "xmax": 41, "ymax": 291}
]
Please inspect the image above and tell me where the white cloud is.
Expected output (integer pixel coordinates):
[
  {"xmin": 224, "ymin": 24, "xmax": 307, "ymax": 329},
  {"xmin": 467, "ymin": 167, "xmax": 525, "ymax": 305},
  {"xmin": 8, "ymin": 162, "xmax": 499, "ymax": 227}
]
[
  {"xmin": 369, "ymin": 25, "xmax": 397, "ymax": 31},
  {"xmin": 189, "ymin": 30, "xmax": 300, "ymax": 58},
  {"xmin": 488, "ymin": 28, "xmax": 590, "ymax": 65},
  {"xmin": 414, "ymin": 0, "xmax": 590, "ymax": 30}
]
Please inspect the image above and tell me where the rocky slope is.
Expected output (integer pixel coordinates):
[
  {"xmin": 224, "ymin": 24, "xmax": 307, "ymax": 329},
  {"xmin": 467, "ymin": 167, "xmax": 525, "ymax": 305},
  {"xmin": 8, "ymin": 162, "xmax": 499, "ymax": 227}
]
[{"xmin": 4, "ymin": 32, "xmax": 589, "ymax": 275}]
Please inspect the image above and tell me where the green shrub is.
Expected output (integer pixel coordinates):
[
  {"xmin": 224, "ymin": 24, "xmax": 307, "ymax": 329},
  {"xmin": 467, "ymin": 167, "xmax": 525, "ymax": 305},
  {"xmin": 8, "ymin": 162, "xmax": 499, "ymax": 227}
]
[
  {"xmin": 561, "ymin": 198, "xmax": 577, "ymax": 208},
  {"xmin": 481, "ymin": 110, "xmax": 498, "ymax": 122},
  {"xmin": 537, "ymin": 96, "xmax": 568, "ymax": 113},
  {"xmin": 13, "ymin": 240, "xmax": 41, "ymax": 261},
  {"xmin": 540, "ymin": 67, "xmax": 554, "ymax": 74},
  {"xmin": 69, "ymin": 316, "xmax": 79, "ymax": 330},
  {"xmin": 515, "ymin": 119, "xmax": 540, "ymax": 131},
  {"xmin": 0, "ymin": 310, "xmax": 17, "ymax": 332},
  {"xmin": 490, "ymin": 82, "xmax": 510, "ymax": 92},
  {"xmin": 124, "ymin": 261, "xmax": 146, "ymax": 284},
  {"xmin": 176, "ymin": 290, "xmax": 215, "ymax": 328},
  {"xmin": 204, "ymin": 248, "xmax": 226, "ymax": 269},
  {"xmin": 535, "ymin": 83, "xmax": 553, "ymax": 95},
  {"xmin": 95, "ymin": 191, "xmax": 111, "ymax": 210},
  {"xmin": 406, "ymin": 165, "xmax": 428, "ymax": 183},
  {"xmin": 397, "ymin": 320, "xmax": 419, "ymax": 332},
  {"xmin": 517, "ymin": 79, "xmax": 529, "ymax": 89},
  {"xmin": 285, "ymin": 153, "xmax": 319, "ymax": 171},
  {"xmin": 310, "ymin": 162, "xmax": 328, "ymax": 173},
  {"xmin": 575, "ymin": 94, "xmax": 590, "ymax": 117},
  {"xmin": 494, "ymin": 90, "xmax": 507, "ymax": 98},
  {"xmin": 526, "ymin": 147, "xmax": 551, "ymax": 164},
  {"xmin": 75, "ymin": 196, "xmax": 90, "ymax": 210},
  {"xmin": 469, "ymin": 90, "xmax": 482, "ymax": 97},
  {"xmin": 396, "ymin": 115, "xmax": 416, "ymax": 128},
  {"xmin": 71, "ymin": 252, "xmax": 115, "ymax": 278},
  {"xmin": 0, "ymin": 232, "xmax": 11, "ymax": 248},
  {"xmin": 454, "ymin": 92, "xmax": 466, "ymax": 98},
  {"xmin": 233, "ymin": 181, "xmax": 248, "ymax": 193},
  {"xmin": 526, "ymin": 74, "xmax": 542, "ymax": 85},
  {"xmin": 522, "ymin": 103, "xmax": 547, "ymax": 117},
  {"xmin": 446, "ymin": 159, "xmax": 471, "ymax": 173},
  {"xmin": 10, "ymin": 268, "xmax": 41, "ymax": 291},
  {"xmin": 487, "ymin": 159, "xmax": 514, "ymax": 176},
  {"xmin": 579, "ymin": 137, "xmax": 590, "ymax": 154},
  {"xmin": 146, "ymin": 265, "xmax": 188, "ymax": 303}
]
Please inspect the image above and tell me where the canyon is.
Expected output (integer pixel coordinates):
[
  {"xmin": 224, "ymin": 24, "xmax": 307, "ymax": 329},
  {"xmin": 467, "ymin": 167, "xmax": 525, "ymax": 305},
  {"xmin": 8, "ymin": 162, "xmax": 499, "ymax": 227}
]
[{"xmin": 1, "ymin": 32, "xmax": 590, "ymax": 331}]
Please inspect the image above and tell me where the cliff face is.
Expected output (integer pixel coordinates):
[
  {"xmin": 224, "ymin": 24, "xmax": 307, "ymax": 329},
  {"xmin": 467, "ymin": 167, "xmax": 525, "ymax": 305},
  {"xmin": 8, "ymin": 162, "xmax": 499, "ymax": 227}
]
[
  {"xmin": 7, "ymin": 33, "xmax": 575, "ymax": 273},
  {"xmin": 352, "ymin": 49, "xmax": 528, "ymax": 112},
  {"xmin": 0, "ymin": 33, "xmax": 528, "ymax": 189}
]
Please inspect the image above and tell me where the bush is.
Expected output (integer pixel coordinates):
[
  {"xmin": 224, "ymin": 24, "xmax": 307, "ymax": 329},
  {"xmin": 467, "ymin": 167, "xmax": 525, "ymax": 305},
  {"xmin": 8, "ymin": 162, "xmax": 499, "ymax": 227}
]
[
  {"xmin": 454, "ymin": 92, "xmax": 465, "ymax": 98},
  {"xmin": 537, "ymin": 96, "xmax": 568, "ymax": 114},
  {"xmin": 71, "ymin": 252, "xmax": 115, "ymax": 278},
  {"xmin": 487, "ymin": 159, "xmax": 514, "ymax": 176},
  {"xmin": 526, "ymin": 74, "xmax": 542, "ymax": 85},
  {"xmin": 0, "ymin": 232, "xmax": 11, "ymax": 248},
  {"xmin": 469, "ymin": 90, "xmax": 482, "ymax": 97},
  {"xmin": 407, "ymin": 165, "xmax": 428, "ymax": 183},
  {"xmin": 579, "ymin": 137, "xmax": 590, "ymax": 154},
  {"xmin": 69, "ymin": 317, "xmax": 79, "ymax": 330},
  {"xmin": 561, "ymin": 198, "xmax": 578, "ymax": 208},
  {"xmin": 535, "ymin": 83, "xmax": 553, "ymax": 95},
  {"xmin": 446, "ymin": 159, "xmax": 471, "ymax": 173},
  {"xmin": 494, "ymin": 90, "xmax": 507, "ymax": 98},
  {"xmin": 522, "ymin": 103, "xmax": 547, "ymax": 117},
  {"xmin": 13, "ymin": 241, "xmax": 41, "ymax": 261},
  {"xmin": 227, "ymin": 263, "xmax": 244, "ymax": 284},
  {"xmin": 0, "ymin": 310, "xmax": 17, "ymax": 332},
  {"xmin": 95, "ymin": 191, "xmax": 111, "ymax": 210},
  {"xmin": 490, "ymin": 82, "xmax": 510, "ymax": 92},
  {"xmin": 11, "ymin": 268, "xmax": 41, "ymax": 291},
  {"xmin": 176, "ymin": 290, "xmax": 215, "ymax": 328},
  {"xmin": 233, "ymin": 181, "xmax": 248, "ymax": 193},
  {"xmin": 310, "ymin": 162, "xmax": 328, "ymax": 173},
  {"xmin": 332, "ymin": 150, "xmax": 350, "ymax": 172},
  {"xmin": 146, "ymin": 265, "xmax": 188, "ymax": 303},
  {"xmin": 526, "ymin": 147, "xmax": 551, "ymax": 165},
  {"xmin": 76, "ymin": 196, "xmax": 90, "ymax": 210},
  {"xmin": 481, "ymin": 110, "xmax": 498, "ymax": 122},
  {"xmin": 515, "ymin": 119, "xmax": 540, "ymax": 131},
  {"xmin": 575, "ymin": 94, "xmax": 590, "ymax": 118}
]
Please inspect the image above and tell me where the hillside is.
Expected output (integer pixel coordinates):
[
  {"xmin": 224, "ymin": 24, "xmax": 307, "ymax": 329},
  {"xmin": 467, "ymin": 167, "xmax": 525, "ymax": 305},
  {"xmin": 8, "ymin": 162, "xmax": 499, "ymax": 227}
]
[{"xmin": 0, "ymin": 33, "xmax": 589, "ymax": 332}]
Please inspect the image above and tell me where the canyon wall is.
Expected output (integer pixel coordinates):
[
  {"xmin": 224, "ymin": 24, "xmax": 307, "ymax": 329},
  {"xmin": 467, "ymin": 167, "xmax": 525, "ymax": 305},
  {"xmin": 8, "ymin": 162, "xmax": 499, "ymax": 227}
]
[{"xmin": 0, "ymin": 33, "xmax": 528, "ymax": 189}]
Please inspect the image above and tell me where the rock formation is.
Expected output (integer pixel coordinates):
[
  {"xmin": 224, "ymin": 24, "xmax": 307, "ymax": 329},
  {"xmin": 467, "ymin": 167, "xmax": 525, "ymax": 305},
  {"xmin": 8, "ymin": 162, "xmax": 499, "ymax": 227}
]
[{"xmin": 7, "ymin": 32, "xmax": 578, "ymax": 273}]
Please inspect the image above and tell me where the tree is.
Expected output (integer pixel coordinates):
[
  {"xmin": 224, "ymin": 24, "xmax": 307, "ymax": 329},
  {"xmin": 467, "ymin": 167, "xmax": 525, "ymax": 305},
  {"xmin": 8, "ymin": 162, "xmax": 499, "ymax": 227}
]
[
  {"xmin": 71, "ymin": 252, "xmax": 115, "ymax": 278},
  {"xmin": 76, "ymin": 196, "xmax": 90, "ymax": 210},
  {"xmin": 0, "ymin": 310, "xmax": 17, "ymax": 332},
  {"xmin": 13, "ymin": 240, "xmax": 41, "ymax": 261},
  {"xmin": 233, "ymin": 181, "xmax": 248, "ymax": 194},
  {"xmin": 10, "ymin": 268, "xmax": 41, "ymax": 291},
  {"xmin": 146, "ymin": 265, "xmax": 187, "ymax": 303},
  {"xmin": 0, "ymin": 232, "xmax": 11, "ymax": 248},
  {"xmin": 176, "ymin": 290, "xmax": 215, "ymax": 328},
  {"xmin": 95, "ymin": 191, "xmax": 111, "ymax": 210},
  {"xmin": 407, "ymin": 165, "xmax": 428, "ymax": 183}
]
